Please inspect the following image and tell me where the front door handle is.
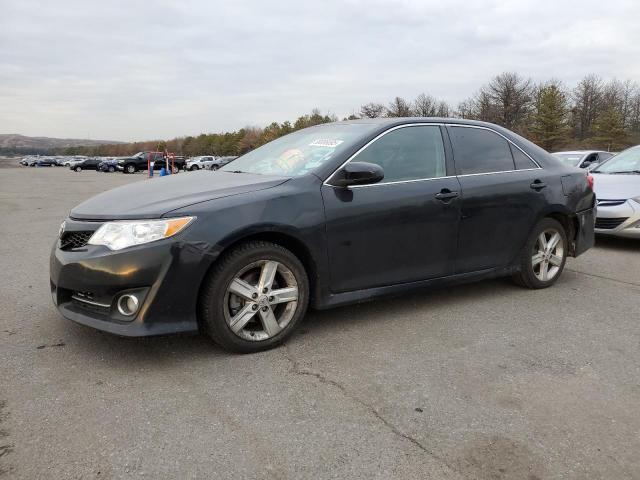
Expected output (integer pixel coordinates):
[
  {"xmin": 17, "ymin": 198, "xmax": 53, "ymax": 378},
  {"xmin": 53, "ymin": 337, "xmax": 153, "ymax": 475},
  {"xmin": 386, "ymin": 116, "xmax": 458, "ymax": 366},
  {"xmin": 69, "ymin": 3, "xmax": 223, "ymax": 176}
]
[
  {"xmin": 530, "ymin": 180, "xmax": 547, "ymax": 190},
  {"xmin": 435, "ymin": 189, "xmax": 459, "ymax": 202}
]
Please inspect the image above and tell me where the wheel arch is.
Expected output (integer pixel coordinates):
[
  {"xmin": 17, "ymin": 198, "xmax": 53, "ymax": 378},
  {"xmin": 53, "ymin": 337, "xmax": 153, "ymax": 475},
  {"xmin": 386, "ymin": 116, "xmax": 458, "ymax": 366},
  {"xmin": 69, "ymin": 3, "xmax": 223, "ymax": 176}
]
[
  {"xmin": 195, "ymin": 228, "xmax": 320, "ymax": 328},
  {"xmin": 539, "ymin": 207, "xmax": 579, "ymax": 256}
]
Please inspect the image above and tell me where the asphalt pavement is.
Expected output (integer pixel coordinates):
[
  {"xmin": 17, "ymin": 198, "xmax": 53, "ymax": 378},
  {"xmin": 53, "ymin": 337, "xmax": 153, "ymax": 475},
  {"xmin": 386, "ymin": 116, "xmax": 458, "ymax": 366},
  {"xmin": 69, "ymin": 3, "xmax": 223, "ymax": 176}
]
[{"xmin": 1, "ymin": 164, "xmax": 639, "ymax": 479}]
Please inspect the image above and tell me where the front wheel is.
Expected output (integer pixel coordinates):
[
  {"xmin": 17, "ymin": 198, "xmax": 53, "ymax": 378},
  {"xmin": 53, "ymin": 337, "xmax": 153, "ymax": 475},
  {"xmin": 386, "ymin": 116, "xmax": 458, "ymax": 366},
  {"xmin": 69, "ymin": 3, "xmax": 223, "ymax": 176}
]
[
  {"xmin": 74, "ymin": 166, "xmax": 81, "ymax": 172},
  {"xmin": 199, "ymin": 241, "xmax": 309, "ymax": 353},
  {"xmin": 512, "ymin": 218, "xmax": 568, "ymax": 289},
  {"xmin": 108, "ymin": 166, "xmax": 115, "ymax": 172},
  {"xmin": 211, "ymin": 164, "xmax": 219, "ymax": 171},
  {"xmin": 125, "ymin": 164, "xmax": 136, "ymax": 174}
]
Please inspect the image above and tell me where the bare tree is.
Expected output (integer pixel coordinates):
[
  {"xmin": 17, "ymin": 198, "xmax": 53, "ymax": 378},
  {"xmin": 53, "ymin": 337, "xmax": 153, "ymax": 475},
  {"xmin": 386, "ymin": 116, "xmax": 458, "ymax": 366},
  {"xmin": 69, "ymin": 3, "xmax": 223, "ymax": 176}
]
[
  {"xmin": 455, "ymin": 99, "xmax": 475, "ymax": 119},
  {"xmin": 386, "ymin": 97, "xmax": 413, "ymax": 117},
  {"xmin": 571, "ymin": 74, "xmax": 603, "ymax": 140},
  {"xmin": 413, "ymin": 93, "xmax": 438, "ymax": 117},
  {"xmin": 360, "ymin": 102, "xmax": 386, "ymax": 118},
  {"xmin": 436, "ymin": 101, "xmax": 450, "ymax": 117},
  {"xmin": 485, "ymin": 72, "xmax": 533, "ymax": 130}
]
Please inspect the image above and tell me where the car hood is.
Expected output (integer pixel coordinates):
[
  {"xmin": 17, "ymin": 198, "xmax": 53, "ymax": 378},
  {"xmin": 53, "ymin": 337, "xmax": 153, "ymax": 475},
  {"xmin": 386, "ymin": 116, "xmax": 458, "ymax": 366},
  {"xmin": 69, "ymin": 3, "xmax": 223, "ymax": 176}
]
[
  {"xmin": 70, "ymin": 171, "xmax": 290, "ymax": 220},
  {"xmin": 592, "ymin": 173, "xmax": 640, "ymax": 200}
]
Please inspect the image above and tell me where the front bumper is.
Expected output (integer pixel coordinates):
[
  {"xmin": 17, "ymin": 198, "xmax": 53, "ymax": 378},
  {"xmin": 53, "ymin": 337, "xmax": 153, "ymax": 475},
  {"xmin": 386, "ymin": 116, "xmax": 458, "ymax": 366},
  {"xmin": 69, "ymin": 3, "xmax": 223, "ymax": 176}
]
[
  {"xmin": 49, "ymin": 218, "xmax": 211, "ymax": 336},
  {"xmin": 595, "ymin": 199, "xmax": 640, "ymax": 239}
]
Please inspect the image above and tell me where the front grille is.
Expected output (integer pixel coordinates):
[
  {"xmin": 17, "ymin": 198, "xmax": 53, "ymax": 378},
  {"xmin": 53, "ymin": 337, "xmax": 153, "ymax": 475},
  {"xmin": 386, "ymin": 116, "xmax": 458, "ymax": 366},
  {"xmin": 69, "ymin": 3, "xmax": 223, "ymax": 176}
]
[
  {"xmin": 597, "ymin": 199, "xmax": 627, "ymax": 207},
  {"xmin": 60, "ymin": 231, "xmax": 93, "ymax": 250},
  {"xmin": 595, "ymin": 217, "xmax": 628, "ymax": 229}
]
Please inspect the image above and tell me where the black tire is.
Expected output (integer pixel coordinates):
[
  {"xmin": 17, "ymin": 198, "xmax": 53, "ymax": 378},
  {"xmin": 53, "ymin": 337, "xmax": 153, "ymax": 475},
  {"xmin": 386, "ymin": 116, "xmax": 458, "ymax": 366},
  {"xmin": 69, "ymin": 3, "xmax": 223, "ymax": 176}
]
[
  {"xmin": 512, "ymin": 217, "xmax": 568, "ymax": 289},
  {"xmin": 190, "ymin": 165, "xmax": 198, "ymax": 171},
  {"xmin": 199, "ymin": 241, "xmax": 309, "ymax": 353},
  {"xmin": 108, "ymin": 166, "xmax": 115, "ymax": 172},
  {"xmin": 74, "ymin": 166, "xmax": 81, "ymax": 172},
  {"xmin": 125, "ymin": 164, "xmax": 136, "ymax": 174},
  {"xmin": 212, "ymin": 164, "xmax": 219, "ymax": 171}
]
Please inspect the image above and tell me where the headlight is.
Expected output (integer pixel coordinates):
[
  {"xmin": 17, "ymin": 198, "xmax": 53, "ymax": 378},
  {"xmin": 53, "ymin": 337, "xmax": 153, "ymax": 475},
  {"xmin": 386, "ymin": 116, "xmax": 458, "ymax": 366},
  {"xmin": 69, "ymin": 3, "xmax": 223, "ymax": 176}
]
[
  {"xmin": 88, "ymin": 217, "xmax": 194, "ymax": 250},
  {"xmin": 632, "ymin": 196, "xmax": 640, "ymax": 205}
]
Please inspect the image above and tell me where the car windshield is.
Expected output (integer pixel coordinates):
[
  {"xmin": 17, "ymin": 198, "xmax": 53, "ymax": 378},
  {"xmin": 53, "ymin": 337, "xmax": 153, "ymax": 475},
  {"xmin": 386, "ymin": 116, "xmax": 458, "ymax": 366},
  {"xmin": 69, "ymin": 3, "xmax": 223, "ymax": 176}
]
[
  {"xmin": 593, "ymin": 146, "xmax": 640, "ymax": 174},
  {"xmin": 221, "ymin": 123, "xmax": 378, "ymax": 176},
  {"xmin": 552, "ymin": 153, "xmax": 583, "ymax": 166}
]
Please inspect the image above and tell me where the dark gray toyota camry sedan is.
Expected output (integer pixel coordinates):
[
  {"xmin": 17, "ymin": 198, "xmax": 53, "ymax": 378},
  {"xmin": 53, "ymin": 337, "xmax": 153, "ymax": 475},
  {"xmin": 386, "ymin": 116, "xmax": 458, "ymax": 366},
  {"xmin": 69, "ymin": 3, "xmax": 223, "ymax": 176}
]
[{"xmin": 50, "ymin": 118, "xmax": 596, "ymax": 353}]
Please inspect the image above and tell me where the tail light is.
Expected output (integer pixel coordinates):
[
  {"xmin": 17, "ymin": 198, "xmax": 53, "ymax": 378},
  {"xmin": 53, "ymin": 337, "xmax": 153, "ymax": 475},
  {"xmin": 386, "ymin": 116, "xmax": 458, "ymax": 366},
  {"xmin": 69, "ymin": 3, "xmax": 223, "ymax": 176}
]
[{"xmin": 586, "ymin": 173, "xmax": 594, "ymax": 190}]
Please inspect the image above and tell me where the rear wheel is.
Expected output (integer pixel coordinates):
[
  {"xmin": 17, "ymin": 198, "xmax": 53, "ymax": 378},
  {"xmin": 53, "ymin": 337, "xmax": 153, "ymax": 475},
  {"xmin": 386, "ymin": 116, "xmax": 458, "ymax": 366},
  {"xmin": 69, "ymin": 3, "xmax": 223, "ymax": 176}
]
[
  {"xmin": 512, "ymin": 217, "xmax": 568, "ymax": 289},
  {"xmin": 199, "ymin": 241, "xmax": 309, "ymax": 353}
]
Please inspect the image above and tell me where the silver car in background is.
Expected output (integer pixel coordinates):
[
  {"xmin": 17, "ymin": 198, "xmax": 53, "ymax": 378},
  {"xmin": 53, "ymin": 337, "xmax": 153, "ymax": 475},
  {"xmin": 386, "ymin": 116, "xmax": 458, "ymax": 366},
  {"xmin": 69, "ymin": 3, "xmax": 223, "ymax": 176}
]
[
  {"xmin": 206, "ymin": 155, "xmax": 237, "ymax": 170},
  {"xmin": 591, "ymin": 145, "xmax": 640, "ymax": 238},
  {"xmin": 552, "ymin": 150, "xmax": 615, "ymax": 169},
  {"xmin": 185, "ymin": 155, "xmax": 216, "ymax": 171}
]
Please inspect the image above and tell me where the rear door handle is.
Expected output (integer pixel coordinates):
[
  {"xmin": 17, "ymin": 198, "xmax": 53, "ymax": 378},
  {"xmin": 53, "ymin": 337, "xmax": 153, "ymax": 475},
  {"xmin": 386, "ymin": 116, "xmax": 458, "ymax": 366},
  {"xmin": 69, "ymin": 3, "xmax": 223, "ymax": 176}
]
[
  {"xmin": 435, "ymin": 189, "xmax": 459, "ymax": 202},
  {"xmin": 530, "ymin": 180, "xmax": 547, "ymax": 190}
]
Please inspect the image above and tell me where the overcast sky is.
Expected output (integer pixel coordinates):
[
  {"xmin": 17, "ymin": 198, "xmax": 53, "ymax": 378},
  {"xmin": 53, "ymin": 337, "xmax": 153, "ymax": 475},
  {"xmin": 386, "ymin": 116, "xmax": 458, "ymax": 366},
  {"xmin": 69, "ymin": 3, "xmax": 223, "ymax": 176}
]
[{"xmin": 1, "ymin": 0, "xmax": 639, "ymax": 141}]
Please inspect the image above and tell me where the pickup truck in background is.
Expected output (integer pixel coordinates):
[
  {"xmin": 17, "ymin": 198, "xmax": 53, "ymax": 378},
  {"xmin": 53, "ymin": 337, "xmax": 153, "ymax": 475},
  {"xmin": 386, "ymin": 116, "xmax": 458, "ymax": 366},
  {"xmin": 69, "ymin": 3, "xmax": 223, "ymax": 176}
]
[{"xmin": 118, "ymin": 151, "xmax": 186, "ymax": 174}]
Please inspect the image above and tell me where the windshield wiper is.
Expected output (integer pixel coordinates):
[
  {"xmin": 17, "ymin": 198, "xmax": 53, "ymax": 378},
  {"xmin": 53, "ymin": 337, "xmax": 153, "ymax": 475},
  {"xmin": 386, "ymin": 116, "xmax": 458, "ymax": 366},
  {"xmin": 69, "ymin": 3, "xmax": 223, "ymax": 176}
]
[{"xmin": 610, "ymin": 170, "xmax": 640, "ymax": 174}]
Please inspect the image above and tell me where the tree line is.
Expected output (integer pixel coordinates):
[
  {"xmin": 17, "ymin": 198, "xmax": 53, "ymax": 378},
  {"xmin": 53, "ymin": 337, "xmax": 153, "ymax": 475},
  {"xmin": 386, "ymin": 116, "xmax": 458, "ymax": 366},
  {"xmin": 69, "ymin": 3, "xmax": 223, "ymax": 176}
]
[{"xmin": 61, "ymin": 72, "xmax": 640, "ymax": 157}]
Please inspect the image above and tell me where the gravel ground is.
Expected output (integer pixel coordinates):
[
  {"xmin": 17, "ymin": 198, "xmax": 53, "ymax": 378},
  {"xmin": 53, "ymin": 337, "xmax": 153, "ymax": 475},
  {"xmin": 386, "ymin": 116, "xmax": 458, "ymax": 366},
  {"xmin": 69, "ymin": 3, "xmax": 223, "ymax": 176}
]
[{"xmin": 1, "ymin": 164, "xmax": 639, "ymax": 479}]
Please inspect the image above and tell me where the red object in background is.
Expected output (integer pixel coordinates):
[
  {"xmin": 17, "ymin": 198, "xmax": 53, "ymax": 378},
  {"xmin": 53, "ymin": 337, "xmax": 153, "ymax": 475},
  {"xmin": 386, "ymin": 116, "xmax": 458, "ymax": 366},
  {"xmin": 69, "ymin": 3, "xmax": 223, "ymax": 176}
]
[{"xmin": 586, "ymin": 173, "xmax": 594, "ymax": 190}]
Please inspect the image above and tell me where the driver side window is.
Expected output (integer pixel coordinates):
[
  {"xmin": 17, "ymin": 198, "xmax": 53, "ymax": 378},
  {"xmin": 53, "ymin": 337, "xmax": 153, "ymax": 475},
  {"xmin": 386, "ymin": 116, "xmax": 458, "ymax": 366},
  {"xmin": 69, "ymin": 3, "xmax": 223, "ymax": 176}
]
[{"xmin": 352, "ymin": 126, "xmax": 446, "ymax": 183}]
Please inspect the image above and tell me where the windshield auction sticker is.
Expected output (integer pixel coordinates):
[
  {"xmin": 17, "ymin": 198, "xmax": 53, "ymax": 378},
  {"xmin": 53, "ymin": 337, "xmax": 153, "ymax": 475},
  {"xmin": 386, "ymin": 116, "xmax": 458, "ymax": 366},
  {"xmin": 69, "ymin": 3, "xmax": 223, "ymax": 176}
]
[{"xmin": 309, "ymin": 139, "xmax": 344, "ymax": 148}]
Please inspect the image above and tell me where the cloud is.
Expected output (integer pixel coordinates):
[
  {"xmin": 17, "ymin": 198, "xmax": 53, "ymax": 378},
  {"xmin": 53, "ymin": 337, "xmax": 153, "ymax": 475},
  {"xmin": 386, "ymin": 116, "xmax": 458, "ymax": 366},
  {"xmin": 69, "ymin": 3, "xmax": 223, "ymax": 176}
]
[{"xmin": 1, "ymin": 0, "xmax": 639, "ymax": 140}]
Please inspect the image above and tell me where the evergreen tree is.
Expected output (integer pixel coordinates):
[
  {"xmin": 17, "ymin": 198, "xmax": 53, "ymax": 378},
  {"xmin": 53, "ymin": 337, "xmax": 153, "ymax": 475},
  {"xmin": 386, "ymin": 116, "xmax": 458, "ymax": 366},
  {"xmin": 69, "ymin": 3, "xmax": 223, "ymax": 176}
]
[
  {"xmin": 530, "ymin": 83, "xmax": 570, "ymax": 151},
  {"xmin": 593, "ymin": 107, "xmax": 627, "ymax": 151}
]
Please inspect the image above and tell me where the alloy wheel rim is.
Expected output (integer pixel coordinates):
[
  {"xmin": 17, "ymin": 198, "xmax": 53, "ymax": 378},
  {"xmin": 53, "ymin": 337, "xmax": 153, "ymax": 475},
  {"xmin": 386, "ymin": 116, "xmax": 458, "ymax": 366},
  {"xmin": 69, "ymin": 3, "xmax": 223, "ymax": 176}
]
[
  {"xmin": 223, "ymin": 260, "xmax": 299, "ymax": 341},
  {"xmin": 532, "ymin": 229, "xmax": 564, "ymax": 281}
]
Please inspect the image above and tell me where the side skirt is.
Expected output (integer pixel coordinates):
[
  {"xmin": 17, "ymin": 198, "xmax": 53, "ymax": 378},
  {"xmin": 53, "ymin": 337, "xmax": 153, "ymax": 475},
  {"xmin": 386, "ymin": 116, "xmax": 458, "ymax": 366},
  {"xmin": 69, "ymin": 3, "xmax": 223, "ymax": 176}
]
[{"xmin": 314, "ymin": 265, "xmax": 517, "ymax": 310}]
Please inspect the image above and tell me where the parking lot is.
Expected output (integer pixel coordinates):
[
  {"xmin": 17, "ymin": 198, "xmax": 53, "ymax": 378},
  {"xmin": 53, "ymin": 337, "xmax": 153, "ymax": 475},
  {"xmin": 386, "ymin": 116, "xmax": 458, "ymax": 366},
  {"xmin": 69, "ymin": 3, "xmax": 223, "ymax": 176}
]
[{"xmin": 1, "ymin": 163, "xmax": 639, "ymax": 479}]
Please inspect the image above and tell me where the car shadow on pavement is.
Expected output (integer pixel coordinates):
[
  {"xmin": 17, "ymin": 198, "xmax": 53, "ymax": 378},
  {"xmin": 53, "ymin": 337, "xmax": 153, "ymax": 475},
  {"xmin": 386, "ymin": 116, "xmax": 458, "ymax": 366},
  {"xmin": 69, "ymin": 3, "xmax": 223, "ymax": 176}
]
[
  {"xmin": 594, "ymin": 235, "xmax": 639, "ymax": 252},
  {"xmin": 59, "ymin": 277, "xmax": 531, "ymax": 365}
]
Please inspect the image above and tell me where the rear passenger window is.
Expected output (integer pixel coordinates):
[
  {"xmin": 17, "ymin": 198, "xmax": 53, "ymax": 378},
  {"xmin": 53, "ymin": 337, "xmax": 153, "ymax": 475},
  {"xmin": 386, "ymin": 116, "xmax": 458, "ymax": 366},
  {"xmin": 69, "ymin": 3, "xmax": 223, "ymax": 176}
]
[
  {"xmin": 449, "ymin": 127, "xmax": 515, "ymax": 175},
  {"xmin": 352, "ymin": 125, "xmax": 446, "ymax": 182},
  {"xmin": 510, "ymin": 145, "xmax": 538, "ymax": 169}
]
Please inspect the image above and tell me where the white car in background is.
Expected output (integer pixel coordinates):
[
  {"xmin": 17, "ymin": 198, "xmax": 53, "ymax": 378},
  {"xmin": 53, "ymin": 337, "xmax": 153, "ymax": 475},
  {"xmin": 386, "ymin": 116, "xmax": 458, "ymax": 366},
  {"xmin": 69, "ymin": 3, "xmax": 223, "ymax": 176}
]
[
  {"xmin": 185, "ymin": 156, "xmax": 216, "ymax": 171},
  {"xmin": 591, "ymin": 145, "xmax": 640, "ymax": 238},
  {"xmin": 552, "ymin": 150, "xmax": 615, "ymax": 169}
]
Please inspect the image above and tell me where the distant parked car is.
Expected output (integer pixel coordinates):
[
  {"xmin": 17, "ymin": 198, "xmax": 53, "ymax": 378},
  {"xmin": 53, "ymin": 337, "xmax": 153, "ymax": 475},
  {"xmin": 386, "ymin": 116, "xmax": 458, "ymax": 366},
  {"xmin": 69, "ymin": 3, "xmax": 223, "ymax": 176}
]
[
  {"xmin": 207, "ymin": 156, "xmax": 238, "ymax": 170},
  {"xmin": 185, "ymin": 156, "xmax": 215, "ymax": 171},
  {"xmin": 64, "ymin": 157, "xmax": 86, "ymax": 167},
  {"xmin": 117, "ymin": 151, "xmax": 186, "ymax": 174},
  {"xmin": 590, "ymin": 145, "xmax": 640, "ymax": 238},
  {"xmin": 71, "ymin": 158, "xmax": 102, "ymax": 171},
  {"xmin": 20, "ymin": 158, "xmax": 31, "ymax": 166},
  {"xmin": 98, "ymin": 159, "xmax": 119, "ymax": 172},
  {"xmin": 552, "ymin": 150, "xmax": 614, "ymax": 169},
  {"xmin": 30, "ymin": 157, "xmax": 56, "ymax": 167}
]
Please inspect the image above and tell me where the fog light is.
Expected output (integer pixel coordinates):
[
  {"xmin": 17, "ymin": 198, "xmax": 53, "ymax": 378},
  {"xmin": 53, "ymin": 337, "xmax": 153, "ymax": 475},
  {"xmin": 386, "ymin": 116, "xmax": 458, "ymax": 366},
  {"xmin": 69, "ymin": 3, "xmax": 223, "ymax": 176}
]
[{"xmin": 117, "ymin": 294, "xmax": 139, "ymax": 316}]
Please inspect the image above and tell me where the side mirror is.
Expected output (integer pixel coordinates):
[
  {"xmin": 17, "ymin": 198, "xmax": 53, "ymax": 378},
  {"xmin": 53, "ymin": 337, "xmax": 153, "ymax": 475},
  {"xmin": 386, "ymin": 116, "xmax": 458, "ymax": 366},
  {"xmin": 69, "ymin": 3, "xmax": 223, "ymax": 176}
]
[
  {"xmin": 331, "ymin": 162, "xmax": 384, "ymax": 187},
  {"xmin": 581, "ymin": 160, "xmax": 592, "ymax": 168}
]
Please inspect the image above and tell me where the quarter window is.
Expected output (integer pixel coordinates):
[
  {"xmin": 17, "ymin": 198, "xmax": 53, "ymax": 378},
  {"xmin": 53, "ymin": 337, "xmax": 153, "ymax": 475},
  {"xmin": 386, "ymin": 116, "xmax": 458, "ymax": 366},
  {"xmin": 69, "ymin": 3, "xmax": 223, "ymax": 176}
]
[
  {"xmin": 510, "ymin": 145, "xmax": 538, "ymax": 169},
  {"xmin": 450, "ymin": 127, "xmax": 515, "ymax": 175},
  {"xmin": 351, "ymin": 126, "xmax": 446, "ymax": 182}
]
